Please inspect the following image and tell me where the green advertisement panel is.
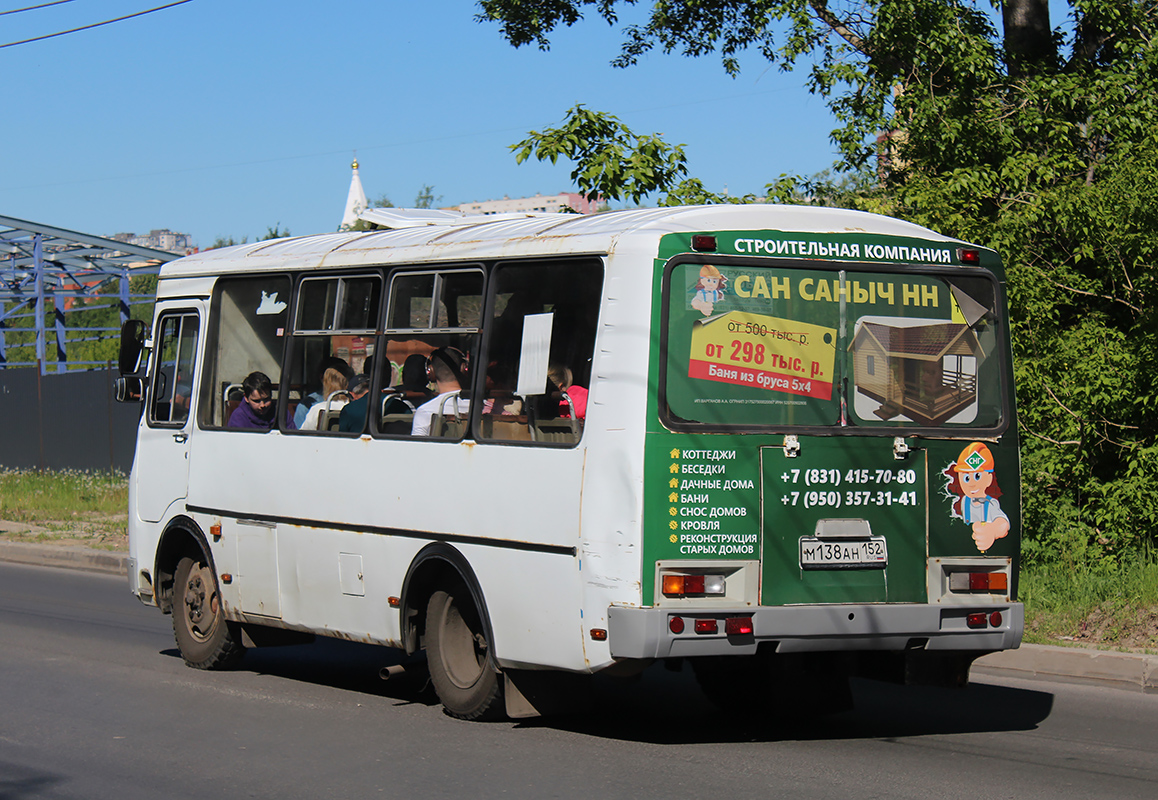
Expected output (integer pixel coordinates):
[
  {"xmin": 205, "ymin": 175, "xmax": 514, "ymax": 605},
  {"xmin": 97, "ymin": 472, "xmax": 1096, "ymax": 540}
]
[{"xmin": 664, "ymin": 262, "xmax": 1006, "ymax": 433}]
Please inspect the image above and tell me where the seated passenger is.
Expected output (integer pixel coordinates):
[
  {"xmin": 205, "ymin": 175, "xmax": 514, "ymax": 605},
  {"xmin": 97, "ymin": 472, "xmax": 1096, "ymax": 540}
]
[
  {"xmin": 298, "ymin": 367, "xmax": 350, "ymax": 431},
  {"xmin": 337, "ymin": 373, "xmax": 373, "ymax": 433},
  {"xmin": 228, "ymin": 371, "xmax": 297, "ymax": 430},
  {"xmin": 396, "ymin": 353, "xmax": 435, "ymax": 405},
  {"xmin": 547, "ymin": 364, "xmax": 588, "ymax": 420},
  {"xmin": 293, "ymin": 356, "xmax": 353, "ymax": 428},
  {"xmin": 482, "ymin": 360, "xmax": 522, "ymax": 415},
  {"xmin": 411, "ymin": 348, "xmax": 469, "ymax": 436}
]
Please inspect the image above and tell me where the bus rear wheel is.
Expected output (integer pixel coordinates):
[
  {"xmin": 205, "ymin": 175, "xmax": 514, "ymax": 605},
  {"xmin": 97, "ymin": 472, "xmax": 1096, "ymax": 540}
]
[
  {"xmin": 426, "ymin": 586, "xmax": 503, "ymax": 720},
  {"xmin": 173, "ymin": 555, "xmax": 245, "ymax": 670}
]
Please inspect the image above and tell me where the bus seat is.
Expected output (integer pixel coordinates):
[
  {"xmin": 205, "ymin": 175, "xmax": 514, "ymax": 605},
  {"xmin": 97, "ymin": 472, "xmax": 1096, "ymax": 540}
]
[
  {"xmin": 380, "ymin": 413, "xmax": 414, "ymax": 435},
  {"xmin": 222, "ymin": 382, "xmax": 243, "ymax": 426},
  {"xmin": 480, "ymin": 414, "xmax": 533, "ymax": 441},
  {"xmin": 430, "ymin": 392, "xmax": 467, "ymax": 439},
  {"xmin": 322, "ymin": 390, "xmax": 351, "ymax": 432},
  {"xmin": 533, "ymin": 418, "xmax": 581, "ymax": 443}
]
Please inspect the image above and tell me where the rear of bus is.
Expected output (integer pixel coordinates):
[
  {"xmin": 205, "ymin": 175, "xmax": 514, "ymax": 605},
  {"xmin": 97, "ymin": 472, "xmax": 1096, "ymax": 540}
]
[{"xmin": 608, "ymin": 226, "xmax": 1021, "ymax": 704}]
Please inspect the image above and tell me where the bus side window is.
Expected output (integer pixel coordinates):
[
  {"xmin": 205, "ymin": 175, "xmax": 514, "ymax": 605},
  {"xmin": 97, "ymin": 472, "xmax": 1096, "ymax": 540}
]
[
  {"xmin": 378, "ymin": 267, "xmax": 483, "ymax": 439},
  {"xmin": 199, "ymin": 276, "xmax": 292, "ymax": 429},
  {"xmin": 285, "ymin": 274, "xmax": 381, "ymax": 433},
  {"xmin": 479, "ymin": 258, "xmax": 603, "ymax": 445},
  {"xmin": 149, "ymin": 312, "xmax": 199, "ymax": 426}
]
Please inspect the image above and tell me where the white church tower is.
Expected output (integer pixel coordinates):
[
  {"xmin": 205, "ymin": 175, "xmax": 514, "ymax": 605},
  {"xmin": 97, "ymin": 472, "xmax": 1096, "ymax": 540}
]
[{"xmin": 340, "ymin": 159, "xmax": 368, "ymax": 230}]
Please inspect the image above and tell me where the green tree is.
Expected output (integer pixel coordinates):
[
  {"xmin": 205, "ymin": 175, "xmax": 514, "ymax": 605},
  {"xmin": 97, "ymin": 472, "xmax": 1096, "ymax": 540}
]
[
  {"xmin": 512, "ymin": 104, "xmax": 691, "ymax": 205},
  {"xmin": 261, "ymin": 224, "xmax": 290, "ymax": 241},
  {"xmin": 480, "ymin": 1, "xmax": 1158, "ymax": 563},
  {"xmin": 207, "ymin": 235, "xmax": 247, "ymax": 250},
  {"xmin": 414, "ymin": 185, "xmax": 443, "ymax": 209}
]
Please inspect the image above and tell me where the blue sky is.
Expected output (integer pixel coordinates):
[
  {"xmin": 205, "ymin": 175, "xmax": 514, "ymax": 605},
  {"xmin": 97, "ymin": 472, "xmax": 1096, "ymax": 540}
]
[{"xmin": 2, "ymin": 1, "xmax": 842, "ymax": 247}]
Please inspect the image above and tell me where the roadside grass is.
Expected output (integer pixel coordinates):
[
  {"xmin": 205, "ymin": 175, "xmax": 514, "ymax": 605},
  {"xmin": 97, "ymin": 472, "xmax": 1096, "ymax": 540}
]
[
  {"xmin": 0, "ymin": 467, "xmax": 128, "ymax": 546},
  {"xmin": 1020, "ymin": 559, "xmax": 1158, "ymax": 652}
]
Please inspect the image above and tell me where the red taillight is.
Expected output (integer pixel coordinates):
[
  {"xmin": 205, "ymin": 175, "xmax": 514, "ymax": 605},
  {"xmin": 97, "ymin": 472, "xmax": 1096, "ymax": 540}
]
[
  {"xmin": 725, "ymin": 616, "xmax": 753, "ymax": 635},
  {"xmin": 662, "ymin": 574, "xmax": 711, "ymax": 596},
  {"xmin": 966, "ymin": 612, "xmax": 988, "ymax": 629},
  {"xmin": 989, "ymin": 611, "xmax": 1003, "ymax": 628},
  {"xmin": 958, "ymin": 248, "xmax": 981, "ymax": 265},
  {"xmin": 691, "ymin": 234, "xmax": 717, "ymax": 252},
  {"xmin": 951, "ymin": 571, "xmax": 1009, "ymax": 593},
  {"xmin": 669, "ymin": 616, "xmax": 685, "ymax": 634},
  {"xmin": 694, "ymin": 618, "xmax": 718, "ymax": 634}
]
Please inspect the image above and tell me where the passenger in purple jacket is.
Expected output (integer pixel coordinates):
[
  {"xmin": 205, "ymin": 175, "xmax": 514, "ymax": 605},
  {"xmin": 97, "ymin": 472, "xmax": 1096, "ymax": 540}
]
[{"xmin": 228, "ymin": 371, "xmax": 297, "ymax": 430}]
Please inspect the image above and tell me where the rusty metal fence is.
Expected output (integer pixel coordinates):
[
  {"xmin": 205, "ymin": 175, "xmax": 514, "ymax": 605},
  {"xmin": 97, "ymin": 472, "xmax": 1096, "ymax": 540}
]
[{"xmin": 0, "ymin": 367, "xmax": 140, "ymax": 472}]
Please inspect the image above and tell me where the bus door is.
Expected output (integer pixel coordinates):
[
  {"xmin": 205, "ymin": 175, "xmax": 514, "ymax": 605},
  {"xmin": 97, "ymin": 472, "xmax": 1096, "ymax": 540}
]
[{"xmin": 135, "ymin": 303, "xmax": 203, "ymax": 523}]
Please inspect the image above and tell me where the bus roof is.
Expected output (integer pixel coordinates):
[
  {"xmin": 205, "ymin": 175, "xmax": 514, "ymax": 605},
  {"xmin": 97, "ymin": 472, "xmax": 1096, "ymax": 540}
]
[{"xmin": 162, "ymin": 204, "xmax": 972, "ymax": 278}]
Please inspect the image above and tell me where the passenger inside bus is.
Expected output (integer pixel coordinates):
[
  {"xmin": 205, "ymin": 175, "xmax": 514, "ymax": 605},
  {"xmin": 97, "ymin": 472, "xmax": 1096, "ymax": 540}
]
[
  {"xmin": 337, "ymin": 372, "xmax": 373, "ymax": 433},
  {"xmin": 228, "ymin": 371, "xmax": 297, "ymax": 431},
  {"xmin": 391, "ymin": 353, "xmax": 435, "ymax": 407},
  {"xmin": 293, "ymin": 356, "xmax": 354, "ymax": 428},
  {"xmin": 411, "ymin": 347, "xmax": 469, "ymax": 436},
  {"xmin": 547, "ymin": 364, "xmax": 588, "ymax": 420},
  {"xmin": 299, "ymin": 367, "xmax": 351, "ymax": 431}
]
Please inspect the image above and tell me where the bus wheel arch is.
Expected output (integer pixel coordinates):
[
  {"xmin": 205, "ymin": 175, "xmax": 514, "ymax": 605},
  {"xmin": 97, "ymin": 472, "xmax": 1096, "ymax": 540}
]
[
  {"xmin": 400, "ymin": 543, "xmax": 504, "ymax": 720},
  {"xmin": 154, "ymin": 516, "xmax": 213, "ymax": 616},
  {"xmin": 156, "ymin": 516, "xmax": 245, "ymax": 670}
]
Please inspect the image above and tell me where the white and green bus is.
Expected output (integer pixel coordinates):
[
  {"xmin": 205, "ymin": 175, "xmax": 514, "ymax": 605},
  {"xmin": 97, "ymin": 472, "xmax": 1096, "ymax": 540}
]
[{"xmin": 117, "ymin": 205, "xmax": 1022, "ymax": 719}]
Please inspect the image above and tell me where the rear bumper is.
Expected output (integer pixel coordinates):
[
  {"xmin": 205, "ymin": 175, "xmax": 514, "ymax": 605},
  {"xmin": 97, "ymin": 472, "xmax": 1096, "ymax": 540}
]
[{"xmin": 608, "ymin": 602, "xmax": 1024, "ymax": 659}]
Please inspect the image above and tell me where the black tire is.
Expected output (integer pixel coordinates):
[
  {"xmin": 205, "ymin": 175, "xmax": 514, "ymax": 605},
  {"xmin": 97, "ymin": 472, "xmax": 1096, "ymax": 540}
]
[
  {"xmin": 426, "ymin": 585, "xmax": 503, "ymax": 720},
  {"xmin": 172, "ymin": 555, "xmax": 245, "ymax": 670}
]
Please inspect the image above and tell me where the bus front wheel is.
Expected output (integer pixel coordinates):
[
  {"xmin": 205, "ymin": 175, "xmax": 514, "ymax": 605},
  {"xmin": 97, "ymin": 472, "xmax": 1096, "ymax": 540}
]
[
  {"xmin": 426, "ymin": 586, "xmax": 503, "ymax": 720},
  {"xmin": 172, "ymin": 556, "xmax": 245, "ymax": 670}
]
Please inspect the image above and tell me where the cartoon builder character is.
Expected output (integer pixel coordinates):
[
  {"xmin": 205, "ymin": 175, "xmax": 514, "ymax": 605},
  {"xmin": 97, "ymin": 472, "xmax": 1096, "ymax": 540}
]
[
  {"xmin": 945, "ymin": 442, "xmax": 1010, "ymax": 553},
  {"xmin": 690, "ymin": 265, "xmax": 727, "ymax": 317}
]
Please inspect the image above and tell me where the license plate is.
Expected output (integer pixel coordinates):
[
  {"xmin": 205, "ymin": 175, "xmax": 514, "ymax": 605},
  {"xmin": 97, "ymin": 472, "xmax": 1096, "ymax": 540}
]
[{"xmin": 799, "ymin": 536, "xmax": 888, "ymax": 570}]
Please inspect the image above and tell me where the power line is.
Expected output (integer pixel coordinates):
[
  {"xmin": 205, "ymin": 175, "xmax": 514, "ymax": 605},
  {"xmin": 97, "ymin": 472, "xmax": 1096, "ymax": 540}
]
[
  {"xmin": 0, "ymin": 1, "xmax": 81, "ymax": 16},
  {"xmin": 0, "ymin": 0, "xmax": 193, "ymax": 49}
]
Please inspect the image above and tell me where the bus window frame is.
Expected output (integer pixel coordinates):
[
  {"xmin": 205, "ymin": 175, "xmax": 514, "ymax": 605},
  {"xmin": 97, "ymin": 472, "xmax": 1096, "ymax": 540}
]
[
  {"xmin": 197, "ymin": 272, "xmax": 295, "ymax": 432},
  {"xmin": 384, "ymin": 266, "xmax": 486, "ymax": 335},
  {"xmin": 658, "ymin": 253, "xmax": 1012, "ymax": 438},
  {"xmin": 469, "ymin": 255, "xmax": 606, "ymax": 450},
  {"xmin": 293, "ymin": 271, "xmax": 384, "ymax": 336},
  {"xmin": 369, "ymin": 264, "xmax": 487, "ymax": 440},
  {"xmin": 283, "ymin": 268, "xmax": 387, "ymax": 437},
  {"xmin": 146, "ymin": 308, "xmax": 200, "ymax": 430}
]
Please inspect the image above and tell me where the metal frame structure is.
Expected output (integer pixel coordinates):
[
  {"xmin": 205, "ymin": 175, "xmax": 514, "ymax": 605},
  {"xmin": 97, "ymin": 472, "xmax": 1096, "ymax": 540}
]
[{"xmin": 0, "ymin": 214, "xmax": 179, "ymax": 374}]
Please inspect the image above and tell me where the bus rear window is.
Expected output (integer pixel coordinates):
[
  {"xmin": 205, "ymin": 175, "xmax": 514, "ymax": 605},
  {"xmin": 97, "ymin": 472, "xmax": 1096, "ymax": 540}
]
[{"xmin": 662, "ymin": 261, "xmax": 1005, "ymax": 432}]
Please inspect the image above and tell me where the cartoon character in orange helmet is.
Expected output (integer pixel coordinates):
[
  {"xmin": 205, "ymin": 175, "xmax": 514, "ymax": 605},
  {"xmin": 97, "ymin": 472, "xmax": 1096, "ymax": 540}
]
[
  {"xmin": 690, "ymin": 265, "xmax": 727, "ymax": 317},
  {"xmin": 944, "ymin": 442, "xmax": 1010, "ymax": 552}
]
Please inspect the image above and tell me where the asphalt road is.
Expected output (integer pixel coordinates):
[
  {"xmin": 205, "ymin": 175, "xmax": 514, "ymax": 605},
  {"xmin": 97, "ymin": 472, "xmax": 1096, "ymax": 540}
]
[{"xmin": 2, "ymin": 561, "xmax": 1155, "ymax": 800}]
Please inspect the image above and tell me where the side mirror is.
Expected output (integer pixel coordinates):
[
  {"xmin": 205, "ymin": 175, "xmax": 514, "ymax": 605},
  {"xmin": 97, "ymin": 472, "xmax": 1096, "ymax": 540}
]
[
  {"xmin": 114, "ymin": 376, "xmax": 144, "ymax": 403},
  {"xmin": 118, "ymin": 319, "xmax": 146, "ymax": 375}
]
